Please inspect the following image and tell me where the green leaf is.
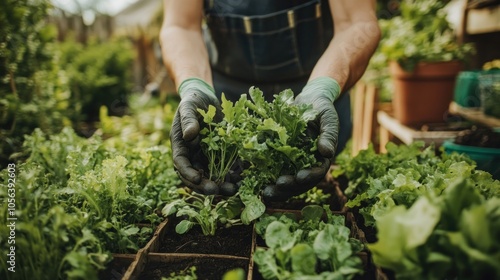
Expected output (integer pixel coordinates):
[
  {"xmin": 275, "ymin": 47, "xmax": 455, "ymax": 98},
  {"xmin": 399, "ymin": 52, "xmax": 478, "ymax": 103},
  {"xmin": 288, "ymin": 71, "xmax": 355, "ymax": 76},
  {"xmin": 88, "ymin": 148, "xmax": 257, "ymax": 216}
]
[
  {"xmin": 291, "ymin": 243, "xmax": 317, "ymax": 275},
  {"xmin": 198, "ymin": 105, "xmax": 216, "ymax": 124},
  {"xmin": 222, "ymin": 268, "xmax": 246, "ymax": 280},
  {"xmin": 221, "ymin": 93, "xmax": 235, "ymax": 123},
  {"xmin": 368, "ymin": 196, "xmax": 440, "ymax": 276},
  {"xmin": 240, "ymin": 196, "xmax": 265, "ymax": 225},
  {"xmin": 301, "ymin": 205, "xmax": 324, "ymax": 222},
  {"xmin": 123, "ymin": 226, "xmax": 140, "ymax": 236},
  {"xmin": 175, "ymin": 220, "xmax": 194, "ymax": 234},
  {"xmin": 265, "ymin": 221, "xmax": 294, "ymax": 250},
  {"xmin": 161, "ymin": 200, "xmax": 182, "ymax": 216},
  {"xmin": 258, "ymin": 118, "xmax": 289, "ymax": 145}
]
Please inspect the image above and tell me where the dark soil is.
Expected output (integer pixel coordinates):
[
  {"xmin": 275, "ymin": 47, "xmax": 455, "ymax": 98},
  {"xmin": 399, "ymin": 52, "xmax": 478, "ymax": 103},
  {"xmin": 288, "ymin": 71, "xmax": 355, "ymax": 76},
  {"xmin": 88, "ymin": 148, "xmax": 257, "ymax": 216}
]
[
  {"xmin": 264, "ymin": 181, "xmax": 344, "ymax": 211},
  {"xmin": 353, "ymin": 212, "xmax": 377, "ymax": 244},
  {"xmin": 138, "ymin": 258, "xmax": 249, "ymax": 280},
  {"xmin": 454, "ymin": 126, "xmax": 500, "ymax": 148},
  {"xmin": 98, "ymin": 257, "xmax": 133, "ymax": 280},
  {"xmin": 159, "ymin": 222, "xmax": 253, "ymax": 257}
]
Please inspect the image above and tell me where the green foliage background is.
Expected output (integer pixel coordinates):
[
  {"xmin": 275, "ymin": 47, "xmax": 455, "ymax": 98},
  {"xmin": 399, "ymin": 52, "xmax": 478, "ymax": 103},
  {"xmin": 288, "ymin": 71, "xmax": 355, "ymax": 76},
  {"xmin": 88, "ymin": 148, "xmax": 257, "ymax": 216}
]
[
  {"xmin": 0, "ymin": 0, "xmax": 135, "ymax": 169},
  {"xmin": 0, "ymin": 0, "xmax": 71, "ymax": 168}
]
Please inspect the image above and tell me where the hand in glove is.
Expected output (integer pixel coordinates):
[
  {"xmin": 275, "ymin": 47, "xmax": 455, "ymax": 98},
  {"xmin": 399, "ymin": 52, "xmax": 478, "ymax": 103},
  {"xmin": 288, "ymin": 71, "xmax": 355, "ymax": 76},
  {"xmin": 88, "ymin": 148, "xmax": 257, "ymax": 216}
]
[
  {"xmin": 262, "ymin": 77, "xmax": 341, "ymax": 201},
  {"xmin": 171, "ymin": 78, "xmax": 236, "ymax": 195}
]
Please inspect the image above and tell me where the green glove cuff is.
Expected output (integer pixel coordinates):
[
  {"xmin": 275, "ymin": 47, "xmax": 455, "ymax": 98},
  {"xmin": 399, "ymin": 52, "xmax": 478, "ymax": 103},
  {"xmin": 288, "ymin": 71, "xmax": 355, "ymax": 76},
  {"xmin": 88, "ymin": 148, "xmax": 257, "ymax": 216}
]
[
  {"xmin": 301, "ymin": 77, "xmax": 341, "ymax": 102},
  {"xmin": 178, "ymin": 78, "xmax": 216, "ymax": 99}
]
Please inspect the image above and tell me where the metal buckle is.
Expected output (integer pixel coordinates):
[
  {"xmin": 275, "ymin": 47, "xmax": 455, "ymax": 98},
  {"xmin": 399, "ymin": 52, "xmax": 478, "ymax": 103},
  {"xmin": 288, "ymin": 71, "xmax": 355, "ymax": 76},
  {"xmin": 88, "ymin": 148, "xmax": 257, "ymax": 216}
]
[
  {"xmin": 315, "ymin": 3, "xmax": 321, "ymax": 18},
  {"xmin": 243, "ymin": 16, "xmax": 252, "ymax": 34},
  {"xmin": 287, "ymin": 10, "xmax": 296, "ymax": 28}
]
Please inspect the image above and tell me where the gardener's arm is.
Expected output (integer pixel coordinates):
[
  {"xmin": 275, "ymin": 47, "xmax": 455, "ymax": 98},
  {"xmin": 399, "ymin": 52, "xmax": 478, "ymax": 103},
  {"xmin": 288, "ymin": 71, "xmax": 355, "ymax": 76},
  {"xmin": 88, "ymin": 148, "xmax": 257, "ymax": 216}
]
[
  {"xmin": 310, "ymin": 0, "xmax": 381, "ymax": 91},
  {"xmin": 160, "ymin": 0, "xmax": 212, "ymax": 87},
  {"xmin": 160, "ymin": 0, "xmax": 224, "ymax": 195},
  {"xmin": 264, "ymin": 1, "xmax": 380, "ymax": 200}
]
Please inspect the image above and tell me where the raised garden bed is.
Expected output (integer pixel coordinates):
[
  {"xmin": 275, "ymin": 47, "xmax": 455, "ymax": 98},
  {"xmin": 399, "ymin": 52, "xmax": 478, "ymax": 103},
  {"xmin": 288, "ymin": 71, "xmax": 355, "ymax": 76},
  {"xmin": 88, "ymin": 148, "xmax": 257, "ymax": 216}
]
[
  {"xmin": 157, "ymin": 219, "xmax": 253, "ymax": 257},
  {"xmin": 121, "ymin": 217, "xmax": 256, "ymax": 279},
  {"xmin": 139, "ymin": 254, "xmax": 251, "ymax": 280}
]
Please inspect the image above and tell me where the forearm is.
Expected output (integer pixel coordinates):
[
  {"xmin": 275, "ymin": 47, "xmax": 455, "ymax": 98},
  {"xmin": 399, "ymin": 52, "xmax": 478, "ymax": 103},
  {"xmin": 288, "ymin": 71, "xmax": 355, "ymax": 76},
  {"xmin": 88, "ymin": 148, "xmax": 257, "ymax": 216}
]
[
  {"xmin": 310, "ymin": 20, "xmax": 380, "ymax": 92},
  {"xmin": 160, "ymin": 26, "xmax": 212, "ymax": 89}
]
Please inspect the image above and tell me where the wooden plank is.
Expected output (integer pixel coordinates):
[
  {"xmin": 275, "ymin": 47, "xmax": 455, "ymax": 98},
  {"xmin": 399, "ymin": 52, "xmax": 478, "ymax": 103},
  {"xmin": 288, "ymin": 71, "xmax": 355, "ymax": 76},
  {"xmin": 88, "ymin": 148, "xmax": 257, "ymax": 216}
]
[
  {"xmin": 361, "ymin": 84, "xmax": 377, "ymax": 150},
  {"xmin": 379, "ymin": 125, "xmax": 389, "ymax": 153},
  {"xmin": 147, "ymin": 253, "xmax": 250, "ymax": 262},
  {"xmin": 352, "ymin": 83, "xmax": 366, "ymax": 155},
  {"xmin": 449, "ymin": 101, "xmax": 500, "ymax": 128},
  {"xmin": 377, "ymin": 111, "xmax": 460, "ymax": 146}
]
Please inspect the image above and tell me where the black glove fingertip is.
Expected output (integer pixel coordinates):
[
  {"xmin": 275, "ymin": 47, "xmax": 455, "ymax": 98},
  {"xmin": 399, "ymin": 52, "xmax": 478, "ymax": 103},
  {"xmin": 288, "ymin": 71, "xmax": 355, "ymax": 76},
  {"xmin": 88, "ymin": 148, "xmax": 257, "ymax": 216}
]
[
  {"xmin": 199, "ymin": 178, "xmax": 219, "ymax": 195},
  {"xmin": 318, "ymin": 137, "xmax": 336, "ymax": 159},
  {"xmin": 220, "ymin": 181, "xmax": 238, "ymax": 196},
  {"xmin": 276, "ymin": 175, "xmax": 295, "ymax": 187},
  {"xmin": 262, "ymin": 185, "xmax": 279, "ymax": 200}
]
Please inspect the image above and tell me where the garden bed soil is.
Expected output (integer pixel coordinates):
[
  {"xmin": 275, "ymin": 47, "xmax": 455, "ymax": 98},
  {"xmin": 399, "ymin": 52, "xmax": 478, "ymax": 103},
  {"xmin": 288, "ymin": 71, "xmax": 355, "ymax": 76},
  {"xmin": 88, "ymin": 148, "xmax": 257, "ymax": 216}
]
[
  {"xmin": 454, "ymin": 126, "xmax": 500, "ymax": 148},
  {"xmin": 138, "ymin": 256, "xmax": 249, "ymax": 280},
  {"xmin": 264, "ymin": 180, "xmax": 347, "ymax": 212},
  {"xmin": 99, "ymin": 254, "xmax": 135, "ymax": 280},
  {"xmin": 351, "ymin": 211, "xmax": 378, "ymax": 244},
  {"xmin": 157, "ymin": 220, "xmax": 254, "ymax": 257}
]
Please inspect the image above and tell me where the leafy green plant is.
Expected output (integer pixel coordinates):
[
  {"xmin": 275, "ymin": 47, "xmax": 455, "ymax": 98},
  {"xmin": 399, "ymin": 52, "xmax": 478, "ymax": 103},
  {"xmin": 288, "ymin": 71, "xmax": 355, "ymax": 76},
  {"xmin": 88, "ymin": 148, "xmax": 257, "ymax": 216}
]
[
  {"xmin": 254, "ymin": 205, "xmax": 364, "ymax": 279},
  {"xmin": 58, "ymin": 37, "xmax": 135, "ymax": 122},
  {"xmin": 333, "ymin": 141, "xmax": 500, "ymax": 227},
  {"xmin": 294, "ymin": 186, "xmax": 332, "ymax": 205},
  {"xmin": 369, "ymin": 178, "xmax": 500, "ymax": 279},
  {"xmin": 162, "ymin": 189, "xmax": 243, "ymax": 235},
  {"xmin": 0, "ymin": 161, "xmax": 111, "ymax": 280},
  {"xmin": 197, "ymin": 87, "xmax": 320, "ymax": 224},
  {"xmin": 161, "ymin": 266, "xmax": 197, "ymax": 280},
  {"xmin": 0, "ymin": 0, "xmax": 72, "ymax": 168},
  {"xmin": 378, "ymin": 0, "xmax": 475, "ymax": 71}
]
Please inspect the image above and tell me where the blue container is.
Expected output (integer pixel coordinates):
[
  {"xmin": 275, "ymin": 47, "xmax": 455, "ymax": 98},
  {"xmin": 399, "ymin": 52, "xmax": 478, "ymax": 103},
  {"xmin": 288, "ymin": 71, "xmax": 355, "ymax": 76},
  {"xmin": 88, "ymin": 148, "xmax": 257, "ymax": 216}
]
[{"xmin": 443, "ymin": 140, "xmax": 500, "ymax": 179}]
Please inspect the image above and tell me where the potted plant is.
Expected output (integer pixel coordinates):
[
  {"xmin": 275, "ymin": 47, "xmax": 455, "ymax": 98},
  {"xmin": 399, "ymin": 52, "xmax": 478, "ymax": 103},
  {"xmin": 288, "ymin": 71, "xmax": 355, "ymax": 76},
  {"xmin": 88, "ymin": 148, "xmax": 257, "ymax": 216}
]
[{"xmin": 378, "ymin": 0, "xmax": 475, "ymax": 126}]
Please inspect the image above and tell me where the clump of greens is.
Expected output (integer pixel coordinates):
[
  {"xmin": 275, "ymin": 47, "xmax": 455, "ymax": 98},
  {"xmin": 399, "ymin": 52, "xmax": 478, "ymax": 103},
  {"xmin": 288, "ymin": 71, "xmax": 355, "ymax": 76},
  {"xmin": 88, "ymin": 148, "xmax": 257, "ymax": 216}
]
[
  {"xmin": 377, "ymin": 0, "xmax": 475, "ymax": 71},
  {"xmin": 369, "ymin": 178, "xmax": 500, "ymax": 279},
  {"xmin": 161, "ymin": 189, "xmax": 243, "ymax": 236},
  {"xmin": 333, "ymin": 141, "xmax": 500, "ymax": 226},
  {"xmin": 160, "ymin": 266, "xmax": 197, "ymax": 280},
  {"xmin": 196, "ymin": 87, "xmax": 320, "ymax": 224},
  {"xmin": 294, "ymin": 186, "xmax": 332, "ymax": 205},
  {"xmin": 198, "ymin": 87, "xmax": 318, "ymax": 184},
  {"xmin": 254, "ymin": 205, "xmax": 364, "ymax": 279}
]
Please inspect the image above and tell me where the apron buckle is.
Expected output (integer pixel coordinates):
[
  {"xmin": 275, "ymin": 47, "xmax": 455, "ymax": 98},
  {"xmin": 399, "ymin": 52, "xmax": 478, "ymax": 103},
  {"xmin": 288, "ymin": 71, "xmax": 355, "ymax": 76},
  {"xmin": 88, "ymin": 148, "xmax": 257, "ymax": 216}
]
[
  {"xmin": 243, "ymin": 16, "xmax": 252, "ymax": 34},
  {"xmin": 287, "ymin": 10, "xmax": 296, "ymax": 28}
]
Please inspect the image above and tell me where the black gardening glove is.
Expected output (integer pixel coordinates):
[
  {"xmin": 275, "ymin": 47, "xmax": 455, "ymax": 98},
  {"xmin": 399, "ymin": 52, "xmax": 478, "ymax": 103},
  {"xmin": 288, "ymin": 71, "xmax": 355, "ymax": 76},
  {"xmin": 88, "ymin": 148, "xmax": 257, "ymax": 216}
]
[
  {"xmin": 262, "ymin": 77, "xmax": 341, "ymax": 201},
  {"xmin": 171, "ymin": 78, "xmax": 236, "ymax": 195}
]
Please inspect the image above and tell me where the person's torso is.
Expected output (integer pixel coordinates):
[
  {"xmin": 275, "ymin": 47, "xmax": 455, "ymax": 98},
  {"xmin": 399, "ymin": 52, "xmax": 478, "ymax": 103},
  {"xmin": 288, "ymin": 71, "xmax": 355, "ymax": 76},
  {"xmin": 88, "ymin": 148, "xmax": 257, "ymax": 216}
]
[{"xmin": 203, "ymin": 0, "xmax": 333, "ymax": 83}]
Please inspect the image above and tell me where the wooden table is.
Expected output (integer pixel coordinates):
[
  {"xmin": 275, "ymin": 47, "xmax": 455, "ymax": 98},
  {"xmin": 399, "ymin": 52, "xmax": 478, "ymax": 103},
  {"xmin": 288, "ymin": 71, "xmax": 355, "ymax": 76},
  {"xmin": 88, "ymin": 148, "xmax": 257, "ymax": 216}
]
[
  {"xmin": 448, "ymin": 101, "xmax": 500, "ymax": 128},
  {"xmin": 377, "ymin": 111, "xmax": 462, "ymax": 153}
]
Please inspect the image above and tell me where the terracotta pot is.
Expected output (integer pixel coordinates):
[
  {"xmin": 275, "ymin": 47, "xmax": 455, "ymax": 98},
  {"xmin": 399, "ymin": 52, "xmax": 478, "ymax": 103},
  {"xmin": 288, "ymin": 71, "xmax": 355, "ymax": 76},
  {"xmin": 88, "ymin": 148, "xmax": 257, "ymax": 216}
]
[{"xmin": 389, "ymin": 60, "xmax": 463, "ymax": 126}]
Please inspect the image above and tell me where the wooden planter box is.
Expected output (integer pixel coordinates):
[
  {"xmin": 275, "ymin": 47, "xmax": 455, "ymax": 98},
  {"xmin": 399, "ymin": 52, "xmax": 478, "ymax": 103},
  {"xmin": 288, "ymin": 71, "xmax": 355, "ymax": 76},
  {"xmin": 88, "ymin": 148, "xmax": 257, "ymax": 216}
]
[
  {"xmin": 98, "ymin": 220, "xmax": 169, "ymax": 280},
  {"xmin": 124, "ymin": 217, "xmax": 256, "ymax": 280},
  {"xmin": 138, "ymin": 254, "xmax": 252, "ymax": 280}
]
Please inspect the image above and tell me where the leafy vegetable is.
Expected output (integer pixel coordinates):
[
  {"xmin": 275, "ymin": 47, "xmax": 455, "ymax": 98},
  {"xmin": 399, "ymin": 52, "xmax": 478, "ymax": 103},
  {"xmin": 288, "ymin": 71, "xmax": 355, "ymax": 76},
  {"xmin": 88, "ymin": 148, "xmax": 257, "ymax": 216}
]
[
  {"xmin": 162, "ymin": 189, "xmax": 243, "ymax": 236},
  {"xmin": 254, "ymin": 205, "xmax": 364, "ymax": 279},
  {"xmin": 0, "ymin": 94, "xmax": 181, "ymax": 279},
  {"xmin": 334, "ymin": 142, "xmax": 500, "ymax": 227},
  {"xmin": 197, "ymin": 87, "xmax": 320, "ymax": 224},
  {"xmin": 378, "ymin": 0, "xmax": 475, "ymax": 71},
  {"xmin": 369, "ymin": 178, "xmax": 500, "ymax": 279},
  {"xmin": 160, "ymin": 266, "xmax": 197, "ymax": 280}
]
